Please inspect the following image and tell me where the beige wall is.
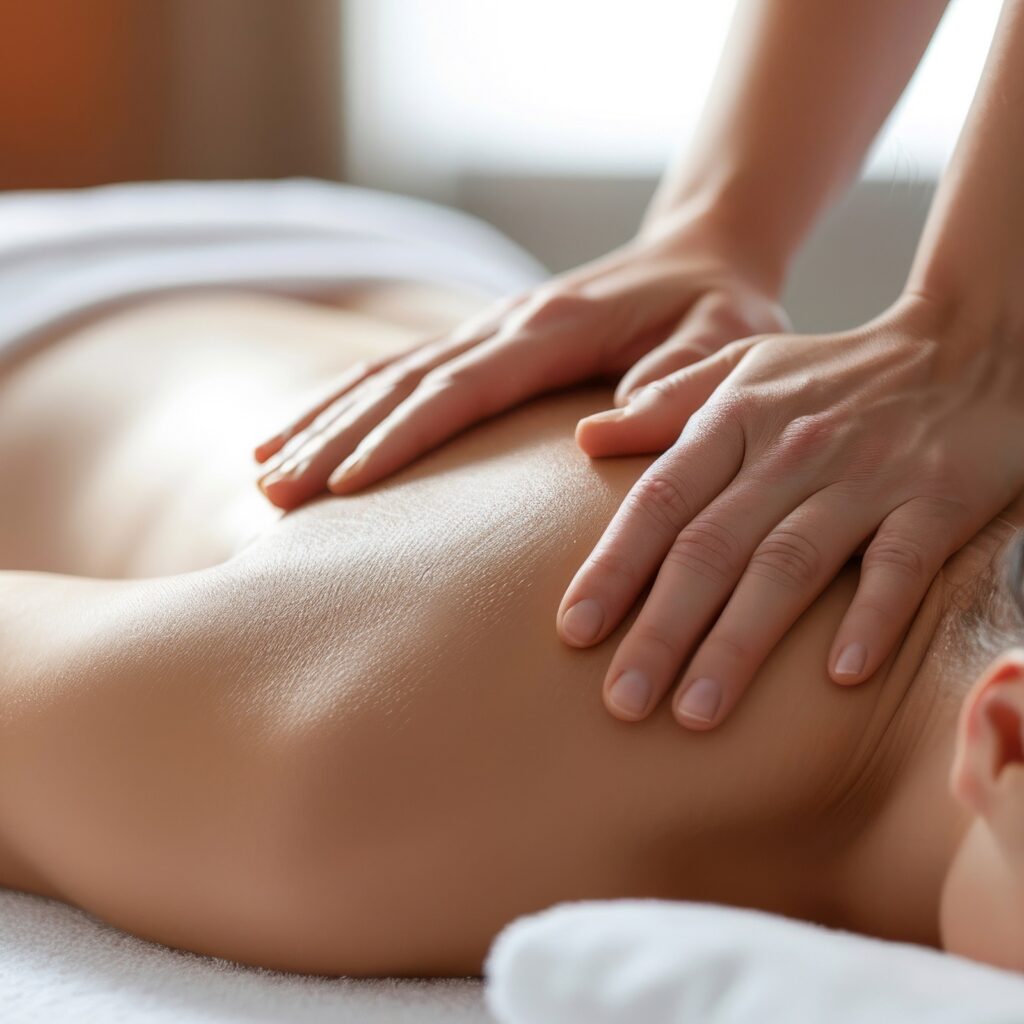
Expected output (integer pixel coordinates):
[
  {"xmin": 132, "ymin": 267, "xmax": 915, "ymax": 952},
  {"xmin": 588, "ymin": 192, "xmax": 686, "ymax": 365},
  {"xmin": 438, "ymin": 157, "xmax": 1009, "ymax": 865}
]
[
  {"xmin": 0, "ymin": 0, "xmax": 343, "ymax": 190},
  {"xmin": 458, "ymin": 174, "xmax": 933, "ymax": 333}
]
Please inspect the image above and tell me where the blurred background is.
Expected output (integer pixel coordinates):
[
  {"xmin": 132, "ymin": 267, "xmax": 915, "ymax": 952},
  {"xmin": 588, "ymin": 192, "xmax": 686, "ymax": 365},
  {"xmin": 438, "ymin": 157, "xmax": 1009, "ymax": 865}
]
[{"xmin": 0, "ymin": 0, "xmax": 1002, "ymax": 330}]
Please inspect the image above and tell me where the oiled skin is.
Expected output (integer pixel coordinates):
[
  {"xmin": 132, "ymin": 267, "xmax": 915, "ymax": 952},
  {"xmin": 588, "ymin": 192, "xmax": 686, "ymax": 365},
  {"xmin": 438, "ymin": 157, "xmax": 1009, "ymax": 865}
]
[{"xmin": 0, "ymin": 290, "xmax": 951, "ymax": 976}]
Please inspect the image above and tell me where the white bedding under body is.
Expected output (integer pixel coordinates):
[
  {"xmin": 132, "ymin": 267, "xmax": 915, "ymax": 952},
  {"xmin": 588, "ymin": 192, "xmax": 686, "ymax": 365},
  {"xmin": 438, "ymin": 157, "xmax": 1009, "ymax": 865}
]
[{"xmin": 6, "ymin": 179, "xmax": 1024, "ymax": 1024}]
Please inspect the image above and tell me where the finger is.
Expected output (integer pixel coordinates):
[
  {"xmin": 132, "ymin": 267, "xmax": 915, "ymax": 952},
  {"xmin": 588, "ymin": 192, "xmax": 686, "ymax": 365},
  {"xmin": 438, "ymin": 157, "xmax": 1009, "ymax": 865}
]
[
  {"xmin": 254, "ymin": 291, "xmax": 528, "ymax": 464},
  {"xmin": 669, "ymin": 486, "xmax": 875, "ymax": 730},
  {"xmin": 556, "ymin": 404, "xmax": 746, "ymax": 652},
  {"xmin": 612, "ymin": 292, "xmax": 770, "ymax": 406},
  {"xmin": 257, "ymin": 294, "xmax": 533, "ymax": 493},
  {"xmin": 257, "ymin": 382, "xmax": 417, "ymax": 509},
  {"xmin": 254, "ymin": 357, "xmax": 388, "ymax": 463},
  {"xmin": 258, "ymin": 336, "xmax": 457, "ymax": 481},
  {"xmin": 325, "ymin": 311, "xmax": 608, "ymax": 494},
  {"xmin": 828, "ymin": 495, "xmax": 976, "ymax": 685},
  {"xmin": 596, "ymin": 466, "xmax": 821, "ymax": 725},
  {"xmin": 575, "ymin": 339, "xmax": 752, "ymax": 458}
]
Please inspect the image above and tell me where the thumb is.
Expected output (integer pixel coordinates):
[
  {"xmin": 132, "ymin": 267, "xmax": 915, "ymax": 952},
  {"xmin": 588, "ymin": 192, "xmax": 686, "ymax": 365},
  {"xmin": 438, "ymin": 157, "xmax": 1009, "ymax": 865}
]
[{"xmin": 576, "ymin": 338, "xmax": 752, "ymax": 457}]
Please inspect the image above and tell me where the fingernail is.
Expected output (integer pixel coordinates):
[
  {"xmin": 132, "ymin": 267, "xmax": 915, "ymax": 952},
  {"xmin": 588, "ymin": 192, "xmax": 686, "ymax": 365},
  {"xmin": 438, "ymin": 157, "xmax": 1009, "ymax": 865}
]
[
  {"xmin": 330, "ymin": 450, "xmax": 368, "ymax": 487},
  {"xmin": 676, "ymin": 677, "xmax": 722, "ymax": 724},
  {"xmin": 834, "ymin": 642, "xmax": 867, "ymax": 678},
  {"xmin": 259, "ymin": 468, "xmax": 287, "ymax": 491},
  {"xmin": 561, "ymin": 599, "xmax": 604, "ymax": 645},
  {"xmin": 607, "ymin": 669, "xmax": 652, "ymax": 719}
]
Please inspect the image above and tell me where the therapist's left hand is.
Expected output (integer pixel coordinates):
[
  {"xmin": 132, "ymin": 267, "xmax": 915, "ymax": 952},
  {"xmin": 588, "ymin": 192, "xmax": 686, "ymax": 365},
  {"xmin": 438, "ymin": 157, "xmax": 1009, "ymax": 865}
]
[{"xmin": 558, "ymin": 293, "xmax": 1024, "ymax": 729}]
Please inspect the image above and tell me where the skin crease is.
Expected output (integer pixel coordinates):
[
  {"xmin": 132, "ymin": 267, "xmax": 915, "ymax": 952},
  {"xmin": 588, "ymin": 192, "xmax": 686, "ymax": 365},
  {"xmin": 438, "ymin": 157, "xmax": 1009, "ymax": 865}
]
[{"xmin": 0, "ymin": 287, "xmax": 1017, "ymax": 977}]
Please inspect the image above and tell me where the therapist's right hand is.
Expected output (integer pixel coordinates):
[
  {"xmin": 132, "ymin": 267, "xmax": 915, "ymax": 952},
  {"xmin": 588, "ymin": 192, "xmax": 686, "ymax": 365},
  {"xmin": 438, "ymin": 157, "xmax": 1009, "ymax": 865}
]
[{"xmin": 254, "ymin": 209, "xmax": 789, "ymax": 510}]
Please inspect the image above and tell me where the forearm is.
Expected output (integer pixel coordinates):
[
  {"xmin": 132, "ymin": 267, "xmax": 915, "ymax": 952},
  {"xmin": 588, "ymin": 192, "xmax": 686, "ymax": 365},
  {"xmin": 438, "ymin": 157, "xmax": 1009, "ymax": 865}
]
[
  {"xmin": 644, "ymin": 0, "xmax": 950, "ymax": 294},
  {"xmin": 907, "ymin": 0, "xmax": 1024, "ymax": 337}
]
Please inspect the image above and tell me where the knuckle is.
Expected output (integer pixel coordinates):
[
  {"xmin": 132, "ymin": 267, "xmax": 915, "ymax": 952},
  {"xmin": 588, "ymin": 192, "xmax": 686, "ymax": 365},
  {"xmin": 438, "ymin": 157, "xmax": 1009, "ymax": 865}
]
[
  {"xmin": 626, "ymin": 467, "xmax": 697, "ymax": 535},
  {"xmin": 663, "ymin": 518, "xmax": 743, "ymax": 588},
  {"xmin": 629, "ymin": 622, "xmax": 684, "ymax": 664},
  {"xmin": 916, "ymin": 440, "xmax": 954, "ymax": 487},
  {"xmin": 522, "ymin": 288, "xmax": 593, "ymax": 330},
  {"xmin": 748, "ymin": 528, "xmax": 823, "ymax": 591},
  {"xmin": 704, "ymin": 387, "xmax": 751, "ymax": 431},
  {"xmin": 863, "ymin": 534, "xmax": 930, "ymax": 583},
  {"xmin": 643, "ymin": 372, "xmax": 688, "ymax": 403},
  {"xmin": 719, "ymin": 337, "xmax": 753, "ymax": 363},
  {"xmin": 584, "ymin": 546, "xmax": 643, "ymax": 591},
  {"xmin": 702, "ymin": 631, "xmax": 752, "ymax": 668},
  {"xmin": 906, "ymin": 492, "xmax": 970, "ymax": 527},
  {"xmin": 772, "ymin": 413, "xmax": 839, "ymax": 467},
  {"xmin": 416, "ymin": 366, "xmax": 491, "ymax": 418}
]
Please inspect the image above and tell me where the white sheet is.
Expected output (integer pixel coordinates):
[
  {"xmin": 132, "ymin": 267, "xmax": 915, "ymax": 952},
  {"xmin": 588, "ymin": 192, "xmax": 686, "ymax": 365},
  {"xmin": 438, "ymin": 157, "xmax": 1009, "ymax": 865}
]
[
  {"xmin": 0, "ymin": 890, "xmax": 492, "ymax": 1024},
  {"xmin": 0, "ymin": 178, "xmax": 547, "ymax": 362},
  {"xmin": 485, "ymin": 899, "xmax": 1024, "ymax": 1024}
]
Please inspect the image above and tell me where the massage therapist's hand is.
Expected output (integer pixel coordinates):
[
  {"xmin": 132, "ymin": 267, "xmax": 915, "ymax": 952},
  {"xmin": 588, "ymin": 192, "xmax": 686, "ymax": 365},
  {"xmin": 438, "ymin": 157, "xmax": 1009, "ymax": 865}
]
[
  {"xmin": 559, "ymin": 295, "xmax": 1024, "ymax": 729},
  {"xmin": 253, "ymin": 209, "xmax": 787, "ymax": 509}
]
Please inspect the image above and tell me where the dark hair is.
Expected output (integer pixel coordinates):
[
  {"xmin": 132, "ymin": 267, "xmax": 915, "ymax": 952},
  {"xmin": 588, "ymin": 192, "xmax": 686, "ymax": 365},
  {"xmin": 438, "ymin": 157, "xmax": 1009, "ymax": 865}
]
[
  {"xmin": 1008, "ymin": 531, "xmax": 1024, "ymax": 621},
  {"xmin": 937, "ymin": 527, "xmax": 1024, "ymax": 688}
]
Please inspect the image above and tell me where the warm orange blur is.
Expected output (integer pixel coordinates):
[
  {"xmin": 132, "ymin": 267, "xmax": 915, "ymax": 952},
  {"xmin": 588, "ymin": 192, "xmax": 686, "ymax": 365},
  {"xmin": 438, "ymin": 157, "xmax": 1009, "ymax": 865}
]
[{"xmin": 0, "ymin": 0, "xmax": 342, "ymax": 191}]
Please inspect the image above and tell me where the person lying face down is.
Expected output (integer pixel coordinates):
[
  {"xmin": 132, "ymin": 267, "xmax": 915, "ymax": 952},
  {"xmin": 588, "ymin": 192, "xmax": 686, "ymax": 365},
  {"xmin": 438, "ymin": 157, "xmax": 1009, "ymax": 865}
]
[{"xmin": 0, "ymin": 292, "xmax": 1023, "ymax": 977}]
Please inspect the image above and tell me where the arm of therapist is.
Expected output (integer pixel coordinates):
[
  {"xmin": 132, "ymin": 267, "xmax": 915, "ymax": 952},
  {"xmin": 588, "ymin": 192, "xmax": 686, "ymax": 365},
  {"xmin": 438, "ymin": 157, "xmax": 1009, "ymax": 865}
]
[
  {"xmin": 253, "ymin": 0, "xmax": 963, "ymax": 724},
  {"xmin": 564, "ymin": 0, "xmax": 1024, "ymax": 729},
  {"xmin": 255, "ymin": 0, "xmax": 947, "ymax": 510}
]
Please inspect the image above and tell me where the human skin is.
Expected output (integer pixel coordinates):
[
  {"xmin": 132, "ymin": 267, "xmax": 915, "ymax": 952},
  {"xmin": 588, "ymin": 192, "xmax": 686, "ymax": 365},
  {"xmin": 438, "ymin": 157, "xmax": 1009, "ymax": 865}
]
[
  {"xmin": 252, "ymin": 0, "xmax": 963, "ymax": 732},
  {"xmin": 943, "ymin": 648, "xmax": 1024, "ymax": 970},
  {"xmin": 256, "ymin": 0, "xmax": 951, "ymax": 496},
  {"xmin": 562, "ymin": 0, "xmax": 1024, "ymax": 730},
  {"xmin": 0, "ymin": 286, "xmax": 1014, "ymax": 977}
]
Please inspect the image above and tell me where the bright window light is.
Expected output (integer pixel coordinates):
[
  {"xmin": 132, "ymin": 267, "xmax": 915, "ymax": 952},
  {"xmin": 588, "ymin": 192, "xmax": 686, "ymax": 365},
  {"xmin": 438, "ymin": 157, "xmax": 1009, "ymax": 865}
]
[{"xmin": 344, "ymin": 0, "xmax": 1002, "ymax": 195}]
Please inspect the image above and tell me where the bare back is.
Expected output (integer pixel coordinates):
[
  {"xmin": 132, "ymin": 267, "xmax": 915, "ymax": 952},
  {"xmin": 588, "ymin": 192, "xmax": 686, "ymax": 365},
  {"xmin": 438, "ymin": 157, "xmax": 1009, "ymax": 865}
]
[{"xmin": 0, "ymin": 292, "xmax": 932, "ymax": 974}]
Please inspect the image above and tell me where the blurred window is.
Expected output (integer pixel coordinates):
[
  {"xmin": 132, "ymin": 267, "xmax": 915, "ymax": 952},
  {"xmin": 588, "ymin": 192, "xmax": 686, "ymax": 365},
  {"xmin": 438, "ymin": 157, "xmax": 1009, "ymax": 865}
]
[{"xmin": 343, "ymin": 0, "xmax": 1001, "ymax": 189}]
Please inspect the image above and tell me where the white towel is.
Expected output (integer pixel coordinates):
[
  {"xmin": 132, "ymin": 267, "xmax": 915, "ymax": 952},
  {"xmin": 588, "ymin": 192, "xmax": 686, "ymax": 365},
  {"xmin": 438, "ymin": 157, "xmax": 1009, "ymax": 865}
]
[
  {"xmin": 485, "ymin": 899, "xmax": 1024, "ymax": 1024},
  {"xmin": 0, "ymin": 889, "xmax": 493, "ymax": 1024},
  {"xmin": 0, "ymin": 177, "xmax": 547, "ymax": 363}
]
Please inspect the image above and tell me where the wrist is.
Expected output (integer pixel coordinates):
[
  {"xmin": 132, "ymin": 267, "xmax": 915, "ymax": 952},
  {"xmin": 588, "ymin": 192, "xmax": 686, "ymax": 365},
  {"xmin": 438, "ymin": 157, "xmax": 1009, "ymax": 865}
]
[
  {"xmin": 636, "ymin": 181, "xmax": 792, "ymax": 301},
  {"xmin": 902, "ymin": 251, "xmax": 1024, "ymax": 353},
  {"xmin": 885, "ymin": 286, "xmax": 1024, "ymax": 396}
]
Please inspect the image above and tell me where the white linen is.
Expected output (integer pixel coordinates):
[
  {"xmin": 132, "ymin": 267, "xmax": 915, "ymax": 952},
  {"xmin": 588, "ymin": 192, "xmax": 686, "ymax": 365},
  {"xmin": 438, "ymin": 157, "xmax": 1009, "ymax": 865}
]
[
  {"xmin": 0, "ymin": 890, "xmax": 492, "ymax": 1024},
  {"xmin": 485, "ymin": 899, "xmax": 1024, "ymax": 1024},
  {"xmin": 0, "ymin": 178, "xmax": 547, "ymax": 362}
]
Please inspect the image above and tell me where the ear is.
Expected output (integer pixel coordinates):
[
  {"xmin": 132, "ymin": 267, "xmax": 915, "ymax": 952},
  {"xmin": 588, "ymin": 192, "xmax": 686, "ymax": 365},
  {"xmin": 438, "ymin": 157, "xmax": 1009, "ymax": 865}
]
[{"xmin": 951, "ymin": 648, "xmax": 1024, "ymax": 815}]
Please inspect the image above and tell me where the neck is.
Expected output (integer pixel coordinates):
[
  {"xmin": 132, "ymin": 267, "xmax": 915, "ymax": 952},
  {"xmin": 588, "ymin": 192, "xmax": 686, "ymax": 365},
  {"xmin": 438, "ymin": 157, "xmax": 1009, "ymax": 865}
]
[{"xmin": 826, "ymin": 577, "xmax": 974, "ymax": 947}]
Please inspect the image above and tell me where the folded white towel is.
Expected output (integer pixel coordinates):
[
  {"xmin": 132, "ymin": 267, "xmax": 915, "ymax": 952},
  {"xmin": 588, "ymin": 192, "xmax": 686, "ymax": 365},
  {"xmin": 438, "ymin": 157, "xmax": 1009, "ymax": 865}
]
[{"xmin": 485, "ymin": 900, "xmax": 1024, "ymax": 1024}]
